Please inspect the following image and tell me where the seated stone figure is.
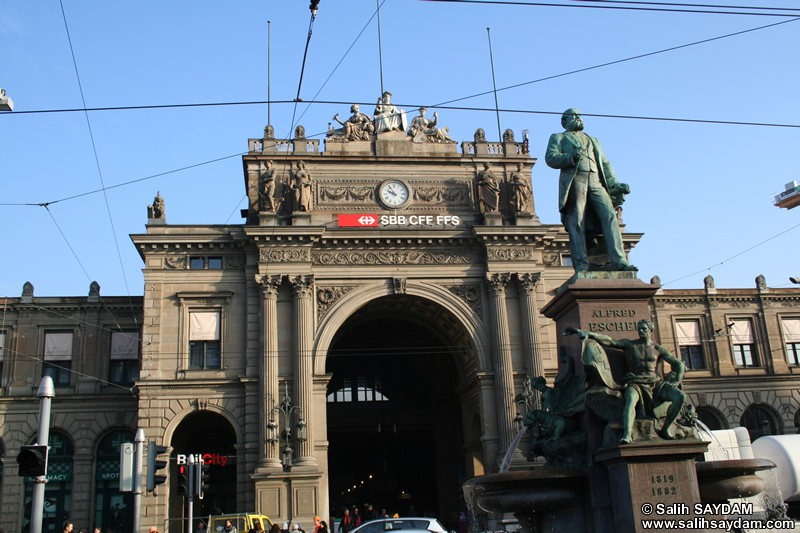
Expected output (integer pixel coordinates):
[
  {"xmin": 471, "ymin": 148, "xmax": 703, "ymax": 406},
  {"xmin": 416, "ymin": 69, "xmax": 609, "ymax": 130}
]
[
  {"xmin": 328, "ymin": 104, "xmax": 375, "ymax": 141},
  {"xmin": 407, "ymin": 107, "xmax": 454, "ymax": 143},
  {"xmin": 564, "ymin": 320, "xmax": 697, "ymax": 445}
]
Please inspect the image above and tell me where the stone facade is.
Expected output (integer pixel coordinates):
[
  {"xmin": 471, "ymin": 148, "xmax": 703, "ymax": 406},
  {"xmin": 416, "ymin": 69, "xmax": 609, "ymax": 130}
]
[{"xmin": 0, "ymin": 132, "xmax": 798, "ymax": 533}]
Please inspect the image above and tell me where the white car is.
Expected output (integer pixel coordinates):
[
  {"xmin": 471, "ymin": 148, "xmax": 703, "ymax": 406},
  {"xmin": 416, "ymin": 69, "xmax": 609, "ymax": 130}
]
[{"xmin": 350, "ymin": 518, "xmax": 447, "ymax": 533}]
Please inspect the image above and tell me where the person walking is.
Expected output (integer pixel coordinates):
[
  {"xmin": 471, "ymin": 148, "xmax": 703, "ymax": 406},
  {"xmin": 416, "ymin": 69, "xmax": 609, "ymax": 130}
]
[{"xmin": 340, "ymin": 510, "xmax": 354, "ymax": 533}]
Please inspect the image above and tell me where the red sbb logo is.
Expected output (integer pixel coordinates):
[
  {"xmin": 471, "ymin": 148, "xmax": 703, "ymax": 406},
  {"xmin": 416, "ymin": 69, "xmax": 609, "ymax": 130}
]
[{"xmin": 338, "ymin": 214, "xmax": 379, "ymax": 227}]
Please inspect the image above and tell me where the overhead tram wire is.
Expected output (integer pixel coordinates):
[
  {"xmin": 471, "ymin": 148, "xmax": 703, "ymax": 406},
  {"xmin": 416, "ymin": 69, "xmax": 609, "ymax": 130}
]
[
  {"xmin": 418, "ymin": 0, "xmax": 800, "ymax": 17},
  {"xmin": 290, "ymin": 1, "xmax": 322, "ymax": 134},
  {"xmin": 558, "ymin": 0, "xmax": 800, "ymax": 12},
  {"xmin": 58, "ymin": 0, "xmax": 139, "ymax": 334}
]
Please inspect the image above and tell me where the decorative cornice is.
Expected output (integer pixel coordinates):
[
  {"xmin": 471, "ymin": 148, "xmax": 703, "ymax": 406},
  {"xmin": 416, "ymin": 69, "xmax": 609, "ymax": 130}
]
[
  {"xmin": 312, "ymin": 250, "xmax": 478, "ymax": 265},
  {"xmin": 487, "ymin": 247, "xmax": 537, "ymax": 262},
  {"xmin": 259, "ymin": 248, "xmax": 312, "ymax": 263}
]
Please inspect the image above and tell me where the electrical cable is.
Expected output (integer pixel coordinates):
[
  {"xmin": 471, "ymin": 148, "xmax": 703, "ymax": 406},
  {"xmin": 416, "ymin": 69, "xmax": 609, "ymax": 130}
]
[
  {"xmin": 418, "ymin": 0, "xmax": 800, "ymax": 17},
  {"xmin": 59, "ymin": 0, "xmax": 140, "ymax": 332},
  {"xmin": 560, "ymin": 0, "xmax": 800, "ymax": 12}
]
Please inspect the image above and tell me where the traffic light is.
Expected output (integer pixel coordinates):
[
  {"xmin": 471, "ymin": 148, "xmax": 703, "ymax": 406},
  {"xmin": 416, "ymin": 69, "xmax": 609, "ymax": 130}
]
[
  {"xmin": 146, "ymin": 441, "xmax": 169, "ymax": 492},
  {"xmin": 177, "ymin": 464, "xmax": 190, "ymax": 496},
  {"xmin": 196, "ymin": 456, "xmax": 210, "ymax": 499},
  {"xmin": 17, "ymin": 444, "xmax": 48, "ymax": 477}
]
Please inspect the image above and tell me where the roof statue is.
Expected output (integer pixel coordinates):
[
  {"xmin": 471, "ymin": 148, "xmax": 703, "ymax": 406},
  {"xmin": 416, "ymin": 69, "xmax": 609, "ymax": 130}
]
[
  {"xmin": 407, "ymin": 107, "xmax": 455, "ymax": 144},
  {"xmin": 373, "ymin": 91, "xmax": 407, "ymax": 133},
  {"xmin": 328, "ymin": 104, "xmax": 375, "ymax": 142}
]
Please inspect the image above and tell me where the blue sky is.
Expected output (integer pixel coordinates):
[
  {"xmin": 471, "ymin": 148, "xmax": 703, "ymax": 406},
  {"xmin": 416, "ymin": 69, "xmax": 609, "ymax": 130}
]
[{"xmin": 2, "ymin": 0, "xmax": 798, "ymax": 298}]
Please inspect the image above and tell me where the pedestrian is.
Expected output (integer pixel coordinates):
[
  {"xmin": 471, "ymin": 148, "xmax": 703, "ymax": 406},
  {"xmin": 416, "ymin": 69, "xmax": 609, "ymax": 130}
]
[
  {"xmin": 318, "ymin": 521, "xmax": 329, "ymax": 533},
  {"xmin": 64, "ymin": 524, "xmax": 74, "ymax": 533},
  {"xmin": 313, "ymin": 516, "xmax": 321, "ymax": 533},
  {"xmin": 149, "ymin": 528, "xmax": 158, "ymax": 533},
  {"xmin": 292, "ymin": 524, "xmax": 305, "ymax": 533},
  {"xmin": 380, "ymin": 510, "xmax": 388, "ymax": 520},
  {"xmin": 224, "ymin": 520, "xmax": 238, "ymax": 533},
  {"xmin": 270, "ymin": 524, "xmax": 282, "ymax": 533},
  {"xmin": 352, "ymin": 508, "xmax": 362, "ymax": 528},
  {"xmin": 364, "ymin": 504, "xmax": 378, "ymax": 523},
  {"xmin": 340, "ymin": 510, "xmax": 354, "ymax": 533},
  {"xmin": 281, "ymin": 523, "xmax": 290, "ymax": 533},
  {"xmin": 197, "ymin": 523, "xmax": 207, "ymax": 533}
]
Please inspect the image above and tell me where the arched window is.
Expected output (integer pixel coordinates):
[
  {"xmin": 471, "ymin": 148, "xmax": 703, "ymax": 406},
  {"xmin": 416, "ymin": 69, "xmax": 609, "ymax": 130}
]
[
  {"xmin": 740, "ymin": 405, "xmax": 779, "ymax": 441},
  {"xmin": 695, "ymin": 407, "xmax": 726, "ymax": 431},
  {"xmin": 23, "ymin": 431, "xmax": 74, "ymax": 533},
  {"xmin": 94, "ymin": 430, "xmax": 135, "ymax": 533}
]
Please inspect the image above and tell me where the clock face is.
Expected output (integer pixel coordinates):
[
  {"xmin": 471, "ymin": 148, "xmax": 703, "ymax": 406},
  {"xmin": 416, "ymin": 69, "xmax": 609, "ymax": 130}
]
[{"xmin": 379, "ymin": 180, "xmax": 410, "ymax": 208}]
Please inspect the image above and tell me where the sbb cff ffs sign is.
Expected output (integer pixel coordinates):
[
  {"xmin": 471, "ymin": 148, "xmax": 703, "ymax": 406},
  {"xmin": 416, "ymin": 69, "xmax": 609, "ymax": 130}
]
[{"xmin": 338, "ymin": 214, "xmax": 461, "ymax": 227}]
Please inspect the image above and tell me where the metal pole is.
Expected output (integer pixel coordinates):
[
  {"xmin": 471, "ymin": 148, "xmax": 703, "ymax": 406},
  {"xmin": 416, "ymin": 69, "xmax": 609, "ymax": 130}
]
[
  {"xmin": 188, "ymin": 454, "xmax": 195, "ymax": 533},
  {"xmin": 486, "ymin": 28, "xmax": 503, "ymax": 142},
  {"xmin": 30, "ymin": 376, "xmax": 55, "ymax": 533},
  {"xmin": 376, "ymin": 0, "xmax": 385, "ymax": 95},
  {"xmin": 133, "ymin": 429, "xmax": 145, "ymax": 533},
  {"xmin": 268, "ymin": 20, "xmax": 271, "ymax": 127}
]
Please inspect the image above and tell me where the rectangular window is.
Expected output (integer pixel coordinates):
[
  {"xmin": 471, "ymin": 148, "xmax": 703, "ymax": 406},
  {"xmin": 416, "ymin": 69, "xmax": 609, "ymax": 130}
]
[
  {"xmin": 675, "ymin": 320, "xmax": 705, "ymax": 370},
  {"xmin": 189, "ymin": 311, "xmax": 221, "ymax": 369},
  {"xmin": 44, "ymin": 332, "xmax": 73, "ymax": 385},
  {"xmin": 781, "ymin": 318, "xmax": 800, "ymax": 365},
  {"xmin": 208, "ymin": 257, "xmax": 223, "ymax": 270},
  {"xmin": 731, "ymin": 319, "xmax": 758, "ymax": 367},
  {"xmin": 110, "ymin": 331, "xmax": 140, "ymax": 385},
  {"xmin": 190, "ymin": 257, "xmax": 205, "ymax": 269}
]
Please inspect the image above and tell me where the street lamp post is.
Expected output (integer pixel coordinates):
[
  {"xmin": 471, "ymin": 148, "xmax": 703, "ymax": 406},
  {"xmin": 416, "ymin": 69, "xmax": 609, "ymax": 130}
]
[{"xmin": 266, "ymin": 383, "xmax": 307, "ymax": 472}]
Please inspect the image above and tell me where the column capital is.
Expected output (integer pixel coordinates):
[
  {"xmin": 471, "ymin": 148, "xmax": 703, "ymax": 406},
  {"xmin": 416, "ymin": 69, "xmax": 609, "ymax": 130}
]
[
  {"xmin": 290, "ymin": 274, "xmax": 315, "ymax": 298},
  {"xmin": 516, "ymin": 272, "xmax": 542, "ymax": 293},
  {"xmin": 255, "ymin": 274, "xmax": 282, "ymax": 298},
  {"xmin": 486, "ymin": 273, "xmax": 511, "ymax": 296}
]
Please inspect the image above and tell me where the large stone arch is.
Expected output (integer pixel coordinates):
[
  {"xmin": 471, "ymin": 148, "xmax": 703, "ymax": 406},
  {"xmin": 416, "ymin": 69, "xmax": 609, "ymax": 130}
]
[
  {"xmin": 313, "ymin": 279, "xmax": 490, "ymax": 377},
  {"xmin": 161, "ymin": 401, "xmax": 244, "ymax": 447}
]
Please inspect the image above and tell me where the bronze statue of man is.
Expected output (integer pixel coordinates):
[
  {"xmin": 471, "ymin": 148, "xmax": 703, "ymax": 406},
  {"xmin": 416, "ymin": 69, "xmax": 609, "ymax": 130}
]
[
  {"xmin": 545, "ymin": 109, "xmax": 636, "ymax": 273},
  {"xmin": 564, "ymin": 320, "xmax": 686, "ymax": 443}
]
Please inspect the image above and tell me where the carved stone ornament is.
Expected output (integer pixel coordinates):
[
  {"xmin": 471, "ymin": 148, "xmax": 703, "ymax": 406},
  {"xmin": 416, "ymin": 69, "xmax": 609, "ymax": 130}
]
[
  {"xmin": 290, "ymin": 275, "xmax": 315, "ymax": 298},
  {"xmin": 294, "ymin": 125, "xmax": 306, "ymax": 139},
  {"xmin": 474, "ymin": 128, "xmax": 486, "ymax": 143},
  {"xmin": 704, "ymin": 275, "xmax": 715, "ymax": 290},
  {"xmin": 259, "ymin": 248, "xmax": 312, "ymax": 263},
  {"xmin": 255, "ymin": 274, "xmax": 282, "ymax": 297},
  {"xmin": 317, "ymin": 286, "xmax": 355, "ymax": 321},
  {"xmin": 650, "ymin": 275, "xmax": 662, "ymax": 285},
  {"xmin": 88, "ymin": 281, "xmax": 100, "ymax": 300},
  {"xmin": 392, "ymin": 278, "xmax": 407, "ymax": 295},
  {"xmin": 264, "ymin": 124, "xmax": 275, "ymax": 140},
  {"xmin": 313, "ymin": 250, "xmax": 479, "ymax": 265},
  {"xmin": 225, "ymin": 256, "xmax": 246, "ymax": 269},
  {"xmin": 446, "ymin": 284, "xmax": 483, "ymax": 317},
  {"xmin": 675, "ymin": 302, "xmax": 698, "ymax": 309},
  {"xmin": 319, "ymin": 186, "xmax": 375, "ymax": 203},
  {"xmin": 503, "ymin": 129, "xmax": 515, "ymax": 142},
  {"xmin": 486, "ymin": 273, "xmax": 511, "ymax": 295},
  {"xmin": 22, "ymin": 281, "xmax": 34, "ymax": 297},
  {"xmin": 147, "ymin": 191, "xmax": 166, "ymax": 219},
  {"xmin": 542, "ymin": 254, "xmax": 561, "ymax": 267},
  {"xmin": 165, "ymin": 256, "xmax": 187, "ymax": 269},
  {"xmin": 756, "ymin": 274, "xmax": 767, "ymax": 290},
  {"xmin": 516, "ymin": 272, "xmax": 542, "ymax": 293},
  {"xmin": 413, "ymin": 185, "xmax": 471, "ymax": 205},
  {"xmin": 487, "ymin": 247, "xmax": 536, "ymax": 262}
]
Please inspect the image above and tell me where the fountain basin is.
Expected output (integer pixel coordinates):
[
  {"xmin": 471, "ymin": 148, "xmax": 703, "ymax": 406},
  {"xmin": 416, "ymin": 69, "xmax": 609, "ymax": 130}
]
[
  {"xmin": 696, "ymin": 458, "xmax": 776, "ymax": 502},
  {"xmin": 463, "ymin": 470, "xmax": 589, "ymax": 533}
]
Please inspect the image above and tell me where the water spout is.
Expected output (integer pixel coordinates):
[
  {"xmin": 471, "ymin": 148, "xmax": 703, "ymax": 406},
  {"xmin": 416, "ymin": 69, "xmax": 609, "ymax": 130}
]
[
  {"xmin": 694, "ymin": 420, "xmax": 730, "ymax": 461},
  {"xmin": 500, "ymin": 426, "xmax": 529, "ymax": 472}
]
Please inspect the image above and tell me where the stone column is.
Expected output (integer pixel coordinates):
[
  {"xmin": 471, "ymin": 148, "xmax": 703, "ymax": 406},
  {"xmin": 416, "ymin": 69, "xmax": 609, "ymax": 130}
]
[
  {"xmin": 290, "ymin": 274, "xmax": 317, "ymax": 467},
  {"xmin": 516, "ymin": 272, "xmax": 543, "ymax": 409},
  {"xmin": 486, "ymin": 273, "xmax": 515, "ymax": 453},
  {"xmin": 256, "ymin": 274, "xmax": 283, "ymax": 469}
]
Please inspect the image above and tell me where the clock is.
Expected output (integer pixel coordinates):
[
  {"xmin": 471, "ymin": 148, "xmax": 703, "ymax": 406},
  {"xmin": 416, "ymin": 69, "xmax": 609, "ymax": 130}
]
[{"xmin": 378, "ymin": 180, "xmax": 410, "ymax": 208}]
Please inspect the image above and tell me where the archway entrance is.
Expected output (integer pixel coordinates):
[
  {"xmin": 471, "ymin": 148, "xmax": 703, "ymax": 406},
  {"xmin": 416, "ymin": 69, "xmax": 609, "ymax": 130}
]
[
  {"xmin": 326, "ymin": 295, "xmax": 469, "ymax": 529},
  {"xmin": 170, "ymin": 411, "xmax": 237, "ymax": 525}
]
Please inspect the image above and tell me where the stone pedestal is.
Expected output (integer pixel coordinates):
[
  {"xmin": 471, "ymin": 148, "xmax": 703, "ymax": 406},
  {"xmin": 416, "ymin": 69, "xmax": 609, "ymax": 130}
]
[
  {"xmin": 594, "ymin": 441, "xmax": 709, "ymax": 533},
  {"xmin": 292, "ymin": 213, "xmax": 312, "ymax": 226},
  {"xmin": 483, "ymin": 212, "xmax": 503, "ymax": 226},
  {"xmin": 514, "ymin": 211, "xmax": 539, "ymax": 226},
  {"xmin": 259, "ymin": 212, "xmax": 279, "ymax": 226}
]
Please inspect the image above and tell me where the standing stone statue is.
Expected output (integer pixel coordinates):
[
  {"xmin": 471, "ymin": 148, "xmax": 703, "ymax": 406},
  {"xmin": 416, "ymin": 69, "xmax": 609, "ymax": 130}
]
[
  {"xmin": 259, "ymin": 161, "xmax": 278, "ymax": 212},
  {"xmin": 510, "ymin": 163, "xmax": 532, "ymax": 213},
  {"xmin": 292, "ymin": 161, "xmax": 313, "ymax": 212},
  {"xmin": 476, "ymin": 162, "xmax": 500, "ymax": 213},
  {"xmin": 329, "ymin": 104, "xmax": 375, "ymax": 141},
  {"xmin": 564, "ymin": 320, "xmax": 687, "ymax": 443},
  {"xmin": 407, "ymin": 107, "xmax": 454, "ymax": 143},
  {"xmin": 545, "ymin": 108, "xmax": 636, "ymax": 273},
  {"xmin": 373, "ymin": 91, "xmax": 407, "ymax": 133},
  {"xmin": 148, "ymin": 192, "xmax": 165, "ymax": 219}
]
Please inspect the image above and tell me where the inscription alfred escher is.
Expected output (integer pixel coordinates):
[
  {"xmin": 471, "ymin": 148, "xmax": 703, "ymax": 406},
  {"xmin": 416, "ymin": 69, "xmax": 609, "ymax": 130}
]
[{"xmin": 588, "ymin": 308, "xmax": 639, "ymax": 333}]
